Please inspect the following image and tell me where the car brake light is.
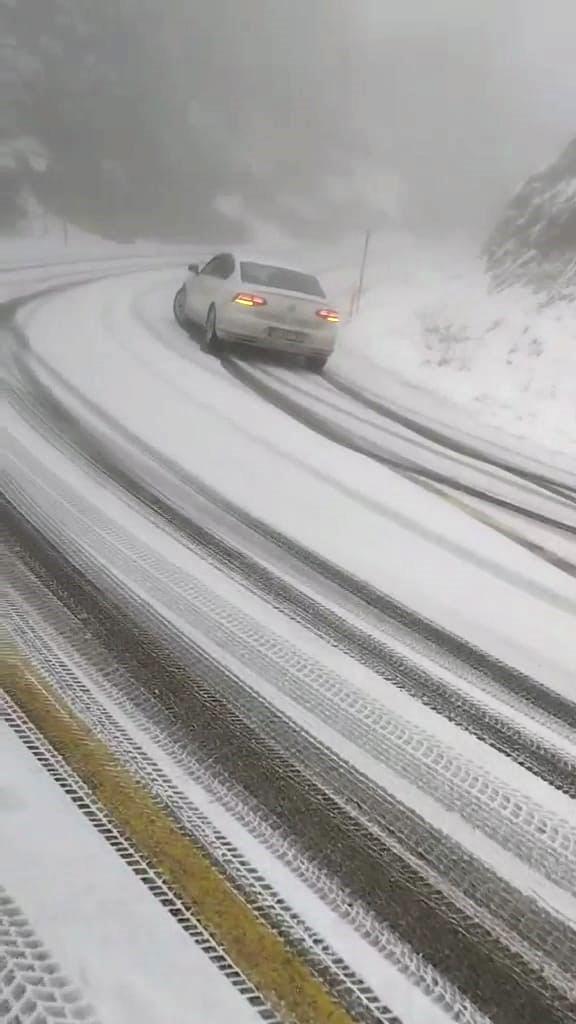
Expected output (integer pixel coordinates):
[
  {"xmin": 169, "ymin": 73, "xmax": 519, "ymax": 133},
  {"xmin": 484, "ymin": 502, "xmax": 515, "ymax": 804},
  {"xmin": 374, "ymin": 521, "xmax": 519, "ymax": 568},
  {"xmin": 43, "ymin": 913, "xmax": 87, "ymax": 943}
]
[
  {"xmin": 316, "ymin": 308, "xmax": 340, "ymax": 323},
  {"xmin": 233, "ymin": 293, "xmax": 267, "ymax": 307}
]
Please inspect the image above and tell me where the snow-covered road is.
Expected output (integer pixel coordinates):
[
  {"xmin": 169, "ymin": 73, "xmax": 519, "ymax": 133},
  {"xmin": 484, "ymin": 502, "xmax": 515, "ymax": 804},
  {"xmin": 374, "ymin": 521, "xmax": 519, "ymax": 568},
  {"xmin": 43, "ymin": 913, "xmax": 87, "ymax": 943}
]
[
  {"xmin": 14, "ymin": 270, "xmax": 576, "ymax": 667},
  {"xmin": 3, "ymin": 260, "xmax": 576, "ymax": 1024}
]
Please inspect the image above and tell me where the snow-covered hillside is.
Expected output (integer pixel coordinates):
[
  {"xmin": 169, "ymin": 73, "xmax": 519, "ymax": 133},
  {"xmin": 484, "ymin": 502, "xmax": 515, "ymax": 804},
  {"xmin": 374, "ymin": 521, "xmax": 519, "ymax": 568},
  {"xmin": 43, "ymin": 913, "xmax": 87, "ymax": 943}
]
[
  {"xmin": 331, "ymin": 140, "xmax": 576, "ymax": 460},
  {"xmin": 485, "ymin": 137, "xmax": 576, "ymax": 302},
  {"xmin": 332, "ymin": 220, "xmax": 575, "ymax": 461},
  {"xmin": 336, "ymin": 263, "xmax": 576, "ymax": 460}
]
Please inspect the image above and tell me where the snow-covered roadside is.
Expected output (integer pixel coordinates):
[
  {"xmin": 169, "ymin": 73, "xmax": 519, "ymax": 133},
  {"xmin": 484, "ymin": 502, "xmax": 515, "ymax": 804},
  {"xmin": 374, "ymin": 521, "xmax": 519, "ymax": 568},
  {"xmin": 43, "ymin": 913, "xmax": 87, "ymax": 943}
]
[
  {"xmin": 0, "ymin": 714, "xmax": 263, "ymax": 1024},
  {"xmin": 332, "ymin": 248, "xmax": 576, "ymax": 467},
  {"xmin": 0, "ymin": 231, "xmax": 207, "ymax": 304},
  {"xmin": 0, "ymin": 234, "xmax": 180, "ymax": 270},
  {"xmin": 7, "ymin": 586, "xmax": 479, "ymax": 1024}
]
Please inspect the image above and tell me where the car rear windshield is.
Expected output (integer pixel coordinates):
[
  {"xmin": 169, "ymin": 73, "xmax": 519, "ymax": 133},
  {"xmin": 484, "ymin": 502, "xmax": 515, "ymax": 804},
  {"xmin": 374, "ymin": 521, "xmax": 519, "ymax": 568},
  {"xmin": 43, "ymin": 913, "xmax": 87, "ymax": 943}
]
[{"xmin": 240, "ymin": 262, "xmax": 325, "ymax": 298}]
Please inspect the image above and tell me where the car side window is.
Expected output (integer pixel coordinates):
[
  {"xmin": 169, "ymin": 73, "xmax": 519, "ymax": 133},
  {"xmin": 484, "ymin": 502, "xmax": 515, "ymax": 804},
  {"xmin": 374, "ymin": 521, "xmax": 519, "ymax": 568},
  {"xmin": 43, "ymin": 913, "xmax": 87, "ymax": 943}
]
[
  {"xmin": 200, "ymin": 254, "xmax": 235, "ymax": 279},
  {"xmin": 200, "ymin": 257, "xmax": 220, "ymax": 276}
]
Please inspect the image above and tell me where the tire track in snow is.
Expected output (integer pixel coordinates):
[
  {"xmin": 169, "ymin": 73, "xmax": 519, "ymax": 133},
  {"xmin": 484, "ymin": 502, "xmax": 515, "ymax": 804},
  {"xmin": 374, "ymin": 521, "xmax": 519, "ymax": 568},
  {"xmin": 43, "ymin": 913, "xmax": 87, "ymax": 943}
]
[
  {"xmin": 6, "ymin": 568, "xmax": 495, "ymax": 1024},
  {"xmin": 4, "ymin": 503, "xmax": 576, "ymax": 1024},
  {"xmin": 324, "ymin": 371, "xmax": 576, "ymax": 502},
  {"xmin": 0, "ymin": 886, "xmax": 99, "ymax": 1024},
  {"xmin": 221, "ymin": 356, "xmax": 576, "ymax": 537},
  {"xmin": 9, "ymin": 338, "xmax": 576, "ymax": 739},
  {"xmin": 6, "ymin": 443, "xmax": 575, "ymax": 896},
  {"xmin": 250, "ymin": 362, "xmax": 569, "ymax": 511},
  {"xmin": 138, "ymin": 280, "xmax": 576, "ymax": 577},
  {"xmin": 10, "ymin": 368, "xmax": 576, "ymax": 795},
  {"xmin": 6, "ymin": 579, "xmax": 445, "ymax": 1024},
  {"xmin": 1, "ymin": 696, "xmax": 287, "ymax": 1024}
]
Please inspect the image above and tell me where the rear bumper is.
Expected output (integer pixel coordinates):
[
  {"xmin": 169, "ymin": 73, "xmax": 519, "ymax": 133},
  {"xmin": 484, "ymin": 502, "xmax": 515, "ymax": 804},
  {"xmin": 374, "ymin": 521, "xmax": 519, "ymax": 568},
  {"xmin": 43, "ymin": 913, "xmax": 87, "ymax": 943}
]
[{"xmin": 218, "ymin": 311, "xmax": 336, "ymax": 356}]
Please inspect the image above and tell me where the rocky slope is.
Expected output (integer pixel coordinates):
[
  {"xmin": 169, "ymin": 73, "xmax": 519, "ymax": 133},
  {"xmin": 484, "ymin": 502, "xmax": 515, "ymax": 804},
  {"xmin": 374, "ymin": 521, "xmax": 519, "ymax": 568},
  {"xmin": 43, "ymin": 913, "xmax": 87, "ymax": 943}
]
[{"xmin": 485, "ymin": 137, "xmax": 576, "ymax": 302}]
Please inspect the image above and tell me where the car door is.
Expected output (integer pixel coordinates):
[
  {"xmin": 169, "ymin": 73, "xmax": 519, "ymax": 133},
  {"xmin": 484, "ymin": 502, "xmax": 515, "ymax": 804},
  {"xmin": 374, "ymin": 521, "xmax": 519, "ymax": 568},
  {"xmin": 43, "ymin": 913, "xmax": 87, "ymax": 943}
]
[
  {"xmin": 188, "ymin": 254, "xmax": 233, "ymax": 323},
  {"xmin": 211, "ymin": 253, "xmax": 236, "ymax": 319},
  {"xmin": 185, "ymin": 256, "xmax": 220, "ymax": 322}
]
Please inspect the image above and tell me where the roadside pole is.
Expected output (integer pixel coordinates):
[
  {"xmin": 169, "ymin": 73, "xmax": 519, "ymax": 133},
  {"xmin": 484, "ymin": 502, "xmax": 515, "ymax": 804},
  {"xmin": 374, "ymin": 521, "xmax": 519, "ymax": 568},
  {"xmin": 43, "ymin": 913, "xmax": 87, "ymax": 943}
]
[{"xmin": 355, "ymin": 228, "xmax": 371, "ymax": 315}]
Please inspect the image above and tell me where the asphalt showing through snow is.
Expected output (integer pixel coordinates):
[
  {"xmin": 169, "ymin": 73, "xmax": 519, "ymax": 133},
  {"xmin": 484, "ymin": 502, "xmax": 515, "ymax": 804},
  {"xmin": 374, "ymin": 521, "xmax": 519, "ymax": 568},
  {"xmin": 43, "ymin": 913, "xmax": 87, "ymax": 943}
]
[
  {"xmin": 5, "ymin": 505, "xmax": 575, "ymax": 1024},
  {"xmin": 9, "ymin": 356, "xmax": 576, "ymax": 791}
]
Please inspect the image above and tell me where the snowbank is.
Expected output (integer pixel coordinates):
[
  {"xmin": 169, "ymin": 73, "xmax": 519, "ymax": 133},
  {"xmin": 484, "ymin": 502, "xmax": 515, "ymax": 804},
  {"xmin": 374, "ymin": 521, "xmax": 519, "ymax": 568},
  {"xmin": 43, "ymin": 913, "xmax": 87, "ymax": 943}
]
[
  {"xmin": 334, "ymin": 247, "xmax": 576, "ymax": 462},
  {"xmin": 0, "ymin": 229, "xmax": 198, "ymax": 269},
  {"xmin": 0, "ymin": 227, "xmax": 208, "ymax": 304}
]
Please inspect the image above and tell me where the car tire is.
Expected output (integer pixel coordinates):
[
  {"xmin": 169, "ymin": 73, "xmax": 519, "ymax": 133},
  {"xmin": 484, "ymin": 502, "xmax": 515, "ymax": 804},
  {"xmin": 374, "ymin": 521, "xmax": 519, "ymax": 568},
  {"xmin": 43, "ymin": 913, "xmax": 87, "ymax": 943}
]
[
  {"xmin": 202, "ymin": 304, "xmax": 225, "ymax": 356},
  {"xmin": 307, "ymin": 354, "xmax": 328, "ymax": 373},
  {"xmin": 173, "ymin": 286, "xmax": 191, "ymax": 332}
]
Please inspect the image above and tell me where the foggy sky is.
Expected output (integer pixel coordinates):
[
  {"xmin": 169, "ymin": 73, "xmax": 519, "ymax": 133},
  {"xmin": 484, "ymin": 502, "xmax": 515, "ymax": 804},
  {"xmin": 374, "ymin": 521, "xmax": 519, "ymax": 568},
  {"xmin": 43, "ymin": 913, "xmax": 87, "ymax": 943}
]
[
  {"xmin": 162, "ymin": 0, "xmax": 576, "ymax": 237},
  {"xmin": 6, "ymin": 0, "xmax": 576, "ymax": 240}
]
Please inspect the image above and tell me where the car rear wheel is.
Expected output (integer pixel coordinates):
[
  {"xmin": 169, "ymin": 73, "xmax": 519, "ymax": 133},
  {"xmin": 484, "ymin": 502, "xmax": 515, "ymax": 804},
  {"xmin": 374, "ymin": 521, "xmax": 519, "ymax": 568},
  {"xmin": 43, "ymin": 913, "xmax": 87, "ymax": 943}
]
[
  {"xmin": 306, "ymin": 354, "xmax": 328, "ymax": 373},
  {"xmin": 173, "ymin": 286, "xmax": 191, "ymax": 331},
  {"xmin": 202, "ymin": 304, "xmax": 225, "ymax": 356}
]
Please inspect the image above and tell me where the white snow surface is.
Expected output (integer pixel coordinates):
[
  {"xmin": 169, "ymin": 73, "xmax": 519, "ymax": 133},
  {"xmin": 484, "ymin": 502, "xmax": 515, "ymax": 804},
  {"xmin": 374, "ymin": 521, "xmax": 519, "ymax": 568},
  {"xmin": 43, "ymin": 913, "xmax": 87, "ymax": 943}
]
[
  {"xmin": 0, "ymin": 233, "xmax": 206, "ymax": 303},
  {"xmin": 7, "ymin": 595, "xmax": 471, "ymax": 1024},
  {"xmin": 0, "ymin": 720, "xmax": 263, "ymax": 1024},
  {"xmin": 8, "ymin": 410, "xmax": 575, "ymax": 833},
  {"xmin": 4, "ymin": 240, "xmax": 576, "ymax": 1024},
  {"xmin": 332, "ymin": 239, "xmax": 576, "ymax": 464},
  {"xmin": 15, "ymin": 272, "xmax": 576, "ymax": 692}
]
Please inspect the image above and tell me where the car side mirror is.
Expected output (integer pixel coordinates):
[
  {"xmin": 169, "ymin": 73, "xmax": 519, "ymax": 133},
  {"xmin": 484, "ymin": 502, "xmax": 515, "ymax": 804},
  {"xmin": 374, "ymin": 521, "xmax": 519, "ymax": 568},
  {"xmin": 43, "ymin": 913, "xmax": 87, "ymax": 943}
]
[{"xmin": 187, "ymin": 263, "xmax": 199, "ymax": 274}]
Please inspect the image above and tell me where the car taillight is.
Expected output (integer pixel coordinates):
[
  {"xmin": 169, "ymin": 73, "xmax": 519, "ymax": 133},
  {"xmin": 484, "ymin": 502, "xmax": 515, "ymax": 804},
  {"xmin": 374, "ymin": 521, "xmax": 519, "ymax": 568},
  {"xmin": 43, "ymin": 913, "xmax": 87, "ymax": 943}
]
[
  {"xmin": 233, "ymin": 293, "xmax": 267, "ymax": 307},
  {"xmin": 316, "ymin": 308, "xmax": 340, "ymax": 323}
]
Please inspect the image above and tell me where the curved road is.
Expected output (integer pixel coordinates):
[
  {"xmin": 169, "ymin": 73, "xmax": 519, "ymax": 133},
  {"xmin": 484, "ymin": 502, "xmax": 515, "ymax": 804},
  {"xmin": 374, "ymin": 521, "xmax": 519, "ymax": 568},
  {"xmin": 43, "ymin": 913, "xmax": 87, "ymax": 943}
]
[{"xmin": 3, "ymin": 262, "xmax": 576, "ymax": 1024}]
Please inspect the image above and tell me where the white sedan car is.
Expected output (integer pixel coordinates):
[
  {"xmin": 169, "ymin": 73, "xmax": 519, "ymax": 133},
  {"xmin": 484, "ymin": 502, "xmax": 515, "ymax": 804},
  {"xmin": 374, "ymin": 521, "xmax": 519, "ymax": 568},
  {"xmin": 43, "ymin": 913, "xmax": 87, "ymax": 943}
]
[{"xmin": 173, "ymin": 252, "xmax": 339, "ymax": 371}]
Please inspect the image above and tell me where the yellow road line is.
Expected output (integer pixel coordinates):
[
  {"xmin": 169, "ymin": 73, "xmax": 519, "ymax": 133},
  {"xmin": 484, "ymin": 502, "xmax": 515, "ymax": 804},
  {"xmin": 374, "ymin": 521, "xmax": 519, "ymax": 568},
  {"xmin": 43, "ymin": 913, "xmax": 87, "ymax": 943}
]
[{"xmin": 1, "ymin": 649, "xmax": 358, "ymax": 1024}]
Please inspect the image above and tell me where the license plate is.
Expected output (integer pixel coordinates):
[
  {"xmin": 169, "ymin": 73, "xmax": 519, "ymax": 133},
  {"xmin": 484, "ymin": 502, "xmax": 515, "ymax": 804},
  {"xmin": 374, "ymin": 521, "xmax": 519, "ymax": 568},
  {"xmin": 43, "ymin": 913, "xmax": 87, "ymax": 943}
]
[{"xmin": 268, "ymin": 327, "xmax": 307, "ymax": 343}]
